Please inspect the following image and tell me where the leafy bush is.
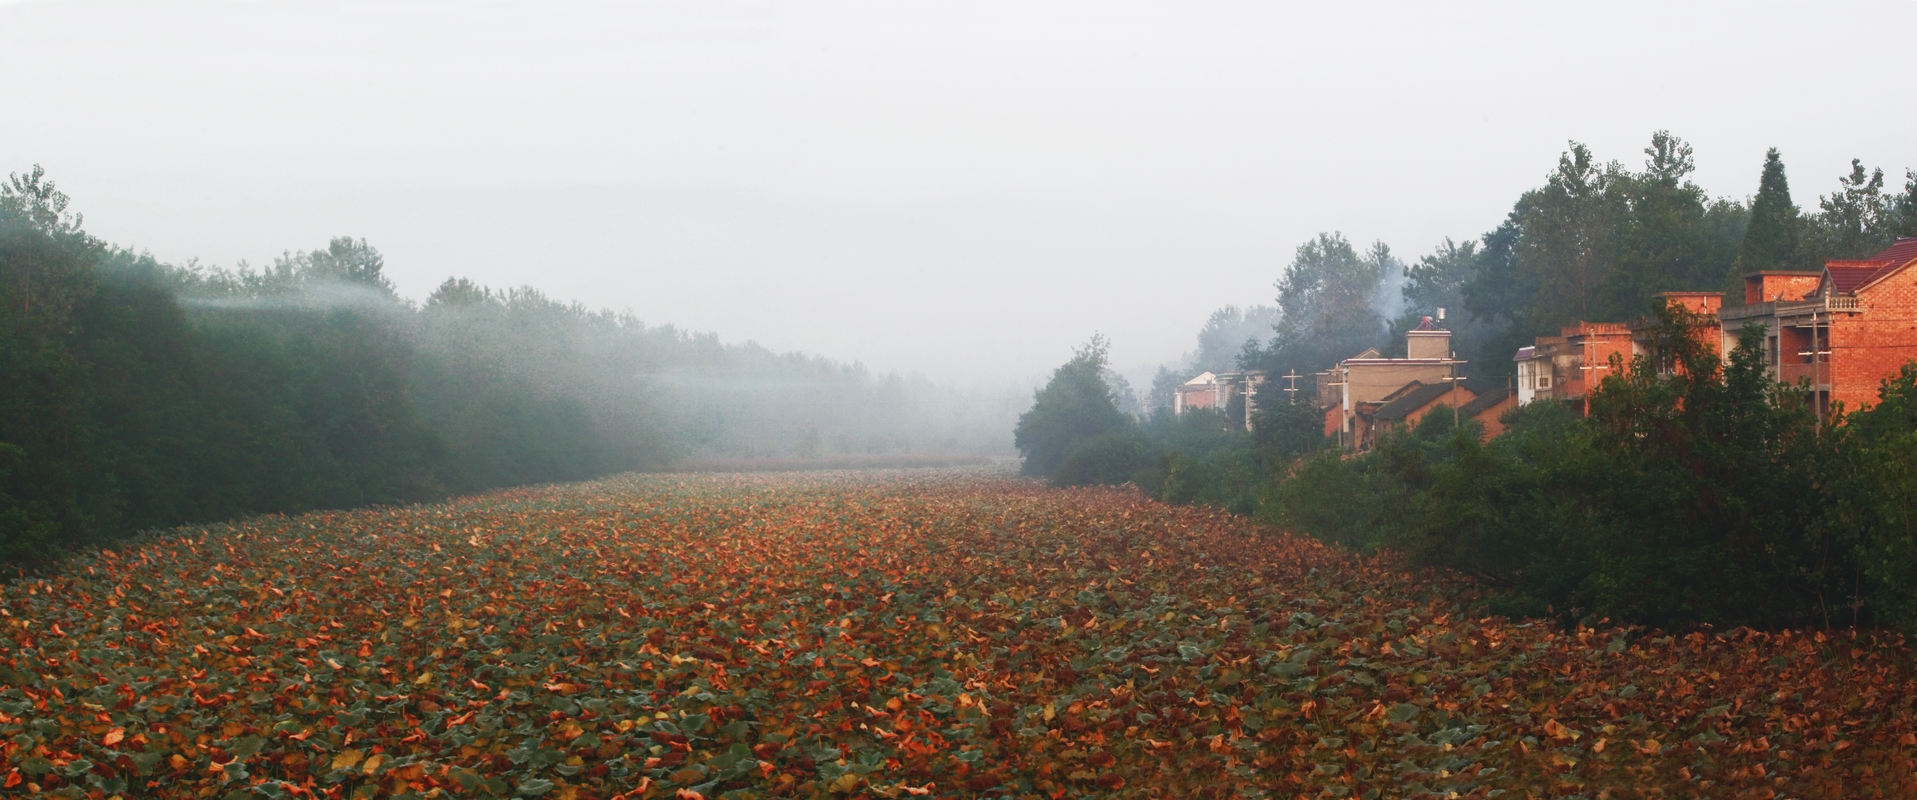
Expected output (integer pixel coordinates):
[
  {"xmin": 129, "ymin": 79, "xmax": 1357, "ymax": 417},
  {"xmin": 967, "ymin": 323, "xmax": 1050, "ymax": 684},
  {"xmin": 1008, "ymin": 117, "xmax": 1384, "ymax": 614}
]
[
  {"xmin": 1829, "ymin": 363, "xmax": 1917, "ymax": 629},
  {"xmin": 1014, "ymin": 336, "xmax": 1132, "ymax": 477},
  {"xmin": 1254, "ymin": 302, "xmax": 1917, "ymax": 631},
  {"xmin": 1258, "ymin": 449, "xmax": 1381, "ymax": 551},
  {"xmin": 1050, "ymin": 428, "xmax": 1153, "ymax": 487}
]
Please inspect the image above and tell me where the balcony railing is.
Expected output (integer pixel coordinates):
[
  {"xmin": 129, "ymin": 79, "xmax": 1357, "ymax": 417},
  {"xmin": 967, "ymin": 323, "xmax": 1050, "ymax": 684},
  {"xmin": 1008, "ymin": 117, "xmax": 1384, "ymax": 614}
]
[{"xmin": 1722, "ymin": 295, "xmax": 1860, "ymax": 320}]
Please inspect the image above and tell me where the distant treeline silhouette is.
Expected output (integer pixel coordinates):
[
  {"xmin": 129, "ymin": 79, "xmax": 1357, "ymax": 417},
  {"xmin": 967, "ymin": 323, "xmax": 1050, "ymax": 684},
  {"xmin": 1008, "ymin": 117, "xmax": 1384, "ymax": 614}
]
[{"xmin": 0, "ymin": 167, "xmax": 1014, "ymax": 564}]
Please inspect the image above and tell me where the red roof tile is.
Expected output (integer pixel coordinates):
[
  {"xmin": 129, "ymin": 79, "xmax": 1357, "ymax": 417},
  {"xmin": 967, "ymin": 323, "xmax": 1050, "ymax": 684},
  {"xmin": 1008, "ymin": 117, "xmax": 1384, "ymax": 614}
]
[
  {"xmin": 1869, "ymin": 237, "xmax": 1917, "ymax": 268},
  {"xmin": 1824, "ymin": 239, "xmax": 1917, "ymax": 295},
  {"xmin": 1826, "ymin": 261, "xmax": 1895, "ymax": 294}
]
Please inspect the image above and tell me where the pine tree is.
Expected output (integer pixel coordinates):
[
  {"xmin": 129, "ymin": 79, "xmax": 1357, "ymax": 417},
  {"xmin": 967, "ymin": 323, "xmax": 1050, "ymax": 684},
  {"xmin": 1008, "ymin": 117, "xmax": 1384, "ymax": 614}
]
[{"xmin": 1736, "ymin": 148, "xmax": 1805, "ymax": 274}]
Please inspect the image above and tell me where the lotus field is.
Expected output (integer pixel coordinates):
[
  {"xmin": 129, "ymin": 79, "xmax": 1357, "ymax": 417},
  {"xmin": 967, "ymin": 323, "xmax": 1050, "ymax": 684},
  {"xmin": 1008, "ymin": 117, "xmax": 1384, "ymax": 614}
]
[{"xmin": 5, "ymin": 469, "xmax": 1917, "ymax": 798}]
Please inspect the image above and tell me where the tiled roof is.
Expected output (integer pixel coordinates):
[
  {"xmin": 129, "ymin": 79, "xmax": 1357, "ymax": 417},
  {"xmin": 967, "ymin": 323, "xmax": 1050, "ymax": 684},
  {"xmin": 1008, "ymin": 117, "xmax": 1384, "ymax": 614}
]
[
  {"xmin": 1373, "ymin": 382, "xmax": 1462, "ymax": 422},
  {"xmin": 1457, "ymin": 388, "xmax": 1511, "ymax": 420},
  {"xmin": 1824, "ymin": 239, "xmax": 1917, "ymax": 295},
  {"xmin": 1871, "ymin": 237, "xmax": 1917, "ymax": 268},
  {"xmin": 1826, "ymin": 261, "xmax": 1895, "ymax": 294}
]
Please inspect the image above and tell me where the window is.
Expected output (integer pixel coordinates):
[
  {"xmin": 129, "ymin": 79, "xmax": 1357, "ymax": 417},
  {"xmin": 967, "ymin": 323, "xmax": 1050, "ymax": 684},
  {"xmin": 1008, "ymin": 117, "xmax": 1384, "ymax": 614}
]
[{"xmin": 1537, "ymin": 373, "xmax": 1551, "ymax": 389}]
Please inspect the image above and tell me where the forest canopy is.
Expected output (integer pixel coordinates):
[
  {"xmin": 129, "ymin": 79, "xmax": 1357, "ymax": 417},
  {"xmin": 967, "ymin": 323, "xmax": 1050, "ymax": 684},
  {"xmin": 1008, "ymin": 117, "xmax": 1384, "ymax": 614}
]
[
  {"xmin": 1206, "ymin": 134, "xmax": 1917, "ymax": 388},
  {"xmin": 0, "ymin": 167, "xmax": 1015, "ymax": 564}
]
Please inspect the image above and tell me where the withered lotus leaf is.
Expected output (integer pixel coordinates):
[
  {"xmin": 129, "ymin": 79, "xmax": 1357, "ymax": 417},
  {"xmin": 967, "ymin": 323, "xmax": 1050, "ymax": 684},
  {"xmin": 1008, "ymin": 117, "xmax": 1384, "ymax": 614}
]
[{"xmin": 1, "ymin": 470, "xmax": 1913, "ymax": 797}]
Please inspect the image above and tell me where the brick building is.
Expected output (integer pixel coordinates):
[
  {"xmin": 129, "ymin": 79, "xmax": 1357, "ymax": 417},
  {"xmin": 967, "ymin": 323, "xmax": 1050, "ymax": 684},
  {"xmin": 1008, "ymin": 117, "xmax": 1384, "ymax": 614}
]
[
  {"xmin": 1637, "ymin": 291, "xmax": 1726, "ymax": 378},
  {"xmin": 1458, "ymin": 389, "xmax": 1518, "ymax": 438},
  {"xmin": 1513, "ymin": 321, "xmax": 1633, "ymax": 408},
  {"xmin": 1506, "ymin": 237, "xmax": 1917, "ymax": 420},
  {"xmin": 1361, "ymin": 380, "xmax": 1478, "ymax": 446},
  {"xmin": 1718, "ymin": 237, "xmax": 1917, "ymax": 415},
  {"xmin": 1173, "ymin": 372, "xmax": 1224, "ymax": 414}
]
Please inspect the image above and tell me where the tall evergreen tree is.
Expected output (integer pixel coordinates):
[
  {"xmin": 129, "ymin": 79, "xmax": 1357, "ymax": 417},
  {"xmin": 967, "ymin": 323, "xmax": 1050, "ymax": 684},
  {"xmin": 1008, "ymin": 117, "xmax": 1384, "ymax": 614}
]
[
  {"xmin": 1736, "ymin": 148, "xmax": 1806, "ymax": 274},
  {"xmin": 1896, "ymin": 170, "xmax": 1917, "ymax": 238}
]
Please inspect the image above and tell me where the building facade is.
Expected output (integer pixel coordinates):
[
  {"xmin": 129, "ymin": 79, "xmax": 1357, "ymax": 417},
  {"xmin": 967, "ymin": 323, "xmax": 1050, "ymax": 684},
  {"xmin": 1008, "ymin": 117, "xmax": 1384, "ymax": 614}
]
[
  {"xmin": 1505, "ymin": 237, "xmax": 1917, "ymax": 421},
  {"xmin": 1513, "ymin": 321, "xmax": 1633, "ymax": 407},
  {"xmin": 1717, "ymin": 238, "xmax": 1917, "ymax": 415},
  {"xmin": 1318, "ymin": 317, "xmax": 1466, "ymax": 449},
  {"xmin": 1173, "ymin": 370, "xmax": 1266, "ymax": 428}
]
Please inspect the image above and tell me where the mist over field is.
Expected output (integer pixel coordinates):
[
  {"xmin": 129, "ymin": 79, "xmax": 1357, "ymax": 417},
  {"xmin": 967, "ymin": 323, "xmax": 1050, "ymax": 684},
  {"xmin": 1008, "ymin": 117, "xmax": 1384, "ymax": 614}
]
[
  {"xmin": 4, "ymin": 1, "xmax": 1914, "ymax": 386},
  {"xmin": 11, "ymin": 5, "xmax": 1917, "ymax": 798}
]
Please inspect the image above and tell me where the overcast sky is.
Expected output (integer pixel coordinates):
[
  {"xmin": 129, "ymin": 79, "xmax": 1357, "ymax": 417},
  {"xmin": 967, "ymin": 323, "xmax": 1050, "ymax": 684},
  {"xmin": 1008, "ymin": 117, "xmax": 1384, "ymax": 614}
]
[{"xmin": 4, "ymin": 0, "xmax": 1914, "ymax": 385}]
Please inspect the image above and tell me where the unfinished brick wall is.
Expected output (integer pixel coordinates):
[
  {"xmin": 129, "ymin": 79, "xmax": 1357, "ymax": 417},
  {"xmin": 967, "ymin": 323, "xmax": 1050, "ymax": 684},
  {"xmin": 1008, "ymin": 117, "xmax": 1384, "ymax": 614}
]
[
  {"xmin": 1745, "ymin": 272, "xmax": 1823, "ymax": 304},
  {"xmin": 1832, "ymin": 273, "xmax": 1917, "ymax": 412}
]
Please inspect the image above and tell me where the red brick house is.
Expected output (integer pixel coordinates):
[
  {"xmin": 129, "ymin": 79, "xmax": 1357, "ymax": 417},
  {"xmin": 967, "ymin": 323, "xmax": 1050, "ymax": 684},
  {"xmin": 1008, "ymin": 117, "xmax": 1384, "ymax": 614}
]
[
  {"xmin": 1359, "ymin": 380, "xmax": 1478, "ymax": 447},
  {"xmin": 1512, "ymin": 321, "xmax": 1633, "ymax": 409},
  {"xmin": 1458, "ymin": 389, "xmax": 1518, "ymax": 439},
  {"xmin": 1173, "ymin": 372, "xmax": 1224, "ymax": 413},
  {"xmin": 1718, "ymin": 237, "xmax": 1917, "ymax": 415}
]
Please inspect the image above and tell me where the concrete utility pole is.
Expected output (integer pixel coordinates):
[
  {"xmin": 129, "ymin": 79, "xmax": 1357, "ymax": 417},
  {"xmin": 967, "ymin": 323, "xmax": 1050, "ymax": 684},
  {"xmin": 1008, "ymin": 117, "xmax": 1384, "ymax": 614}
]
[
  {"xmin": 1326, "ymin": 373, "xmax": 1348, "ymax": 451},
  {"xmin": 1282, "ymin": 371, "xmax": 1301, "ymax": 404},
  {"xmin": 1442, "ymin": 352, "xmax": 1468, "ymax": 428},
  {"xmin": 1800, "ymin": 311, "xmax": 1832, "ymax": 423},
  {"xmin": 1242, "ymin": 375, "xmax": 1257, "ymax": 431}
]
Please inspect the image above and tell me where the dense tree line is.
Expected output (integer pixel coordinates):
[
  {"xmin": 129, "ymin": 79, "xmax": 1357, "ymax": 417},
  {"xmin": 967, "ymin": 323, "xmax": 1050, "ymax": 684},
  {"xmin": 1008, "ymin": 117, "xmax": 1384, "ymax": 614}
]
[
  {"xmin": 0, "ymin": 168, "xmax": 1010, "ymax": 564},
  {"xmin": 1024, "ymin": 310, "xmax": 1917, "ymax": 631},
  {"xmin": 1021, "ymin": 133, "xmax": 1917, "ymax": 630},
  {"xmin": 1181, "ymin": 133, "xmax": 1917, "ymax": 387},
  {"xmin": 1261, "ymin": 306, "xmax": 1917, "ymax": 632}
]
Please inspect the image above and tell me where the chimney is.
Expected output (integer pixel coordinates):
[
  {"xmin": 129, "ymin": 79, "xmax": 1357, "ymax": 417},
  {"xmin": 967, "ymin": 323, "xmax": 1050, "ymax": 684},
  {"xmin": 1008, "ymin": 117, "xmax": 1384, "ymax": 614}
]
[{"xmin": 1406, "ymin": 315, "xmax": 1451, "ymax": 360}]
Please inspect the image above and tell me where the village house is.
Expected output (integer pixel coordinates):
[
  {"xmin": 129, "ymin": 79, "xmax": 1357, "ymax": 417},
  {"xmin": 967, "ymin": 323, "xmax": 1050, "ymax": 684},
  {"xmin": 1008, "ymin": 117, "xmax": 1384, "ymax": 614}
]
[
  {"xmin": 1634, "ymin": 291, "xmax": 1726, "ymax": 380},
  {"xmin": 1513, "ymin": 321, "xmax": 1634, "ymax": 408},
  {"xmin": 1173, "ymin": 370, "xmax": 1265, "ymax": 429},
  {"xmin": 1316, "ymin": 317, "xmax": 1486, "ymax": 449},
  {"xmin": 1171, "ymin": 234, "xmax": 1917, "ymax": 451},
  {"xmin": 1717, "ymin": 237, "xmax": 1917, "ymax": 416},
  {"xmin": 1457, "ymin": 388, "xmax": 1519, "ymax": 438},
  {"xmin": 1514, "ymin": 293, "xmax": 1725, "ymax": 412},
  {"xmin": 1509, "ymin": 237, "xmax": 1917, "ymax": 421},
  {"xmin": 1368, "ymin": 381, "xmax": 1477, "ymax": 442}
]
